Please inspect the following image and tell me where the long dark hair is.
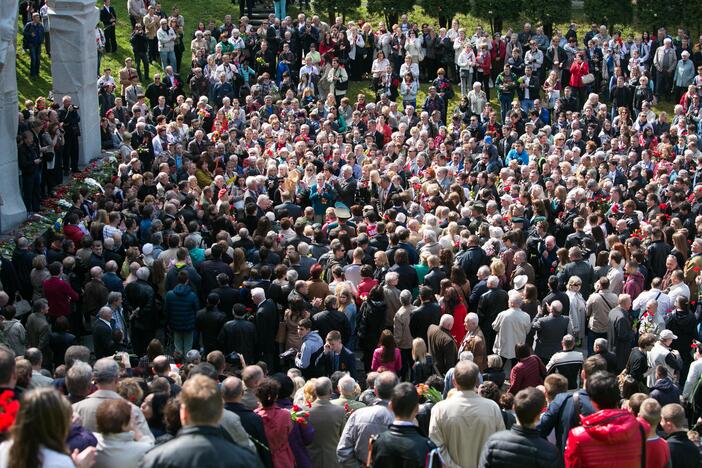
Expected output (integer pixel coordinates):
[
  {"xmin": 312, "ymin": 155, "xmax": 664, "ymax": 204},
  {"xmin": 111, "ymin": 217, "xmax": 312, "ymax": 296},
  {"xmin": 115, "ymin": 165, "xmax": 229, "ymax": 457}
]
[
  {"xmin": 442, "ymin": 286, "xmax": 461, "ymax": 313},
  {"xmin": 378, "ymin": 329, "xmax": 396, "ymax": 363}
]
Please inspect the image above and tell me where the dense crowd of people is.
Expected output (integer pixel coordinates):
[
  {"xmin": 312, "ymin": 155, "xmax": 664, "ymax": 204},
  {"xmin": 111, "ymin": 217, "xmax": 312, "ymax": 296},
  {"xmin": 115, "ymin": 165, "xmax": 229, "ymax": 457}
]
[{"xmin": 9, "ymin": 0, "xmax": 702, "ymax": 467}]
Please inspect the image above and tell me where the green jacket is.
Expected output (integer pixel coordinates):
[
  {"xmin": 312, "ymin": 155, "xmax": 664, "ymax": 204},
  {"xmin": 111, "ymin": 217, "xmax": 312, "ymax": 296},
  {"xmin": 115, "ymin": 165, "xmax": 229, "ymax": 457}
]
[{"xmin": 496, "ymin": 72, "xmax": 518, "ymax": 99}]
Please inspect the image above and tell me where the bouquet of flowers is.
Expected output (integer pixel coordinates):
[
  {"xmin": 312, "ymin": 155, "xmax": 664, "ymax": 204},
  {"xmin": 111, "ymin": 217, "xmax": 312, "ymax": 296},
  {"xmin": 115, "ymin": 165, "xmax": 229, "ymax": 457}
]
[
  {"xmin": 589, "ymin": 194, "xmax": 611, "ymax": 215},
  {"xmin": 0, "ymin": 391, "xmax": 19, "ymax": 432},
  {"xmin": 290, "ymin": 403, "xmax": 311, "ymax": 425},
  {"xmin": 416, "ymin": 384, "xmax": 442, "ymax": 404}
]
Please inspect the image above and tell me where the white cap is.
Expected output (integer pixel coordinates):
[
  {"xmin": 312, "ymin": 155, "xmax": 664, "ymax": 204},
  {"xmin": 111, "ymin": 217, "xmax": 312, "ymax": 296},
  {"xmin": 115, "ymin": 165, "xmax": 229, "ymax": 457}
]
[{"xmin": 660, "ymin": 329, "xmax": 678, "ymax": 340}]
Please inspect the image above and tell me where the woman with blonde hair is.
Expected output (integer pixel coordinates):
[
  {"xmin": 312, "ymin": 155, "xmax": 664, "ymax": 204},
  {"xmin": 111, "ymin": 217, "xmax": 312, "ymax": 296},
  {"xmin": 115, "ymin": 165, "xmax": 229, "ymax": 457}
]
[
  {"xmin": 566, "ymin": 276, "xmax": 587, "ymax": 346},
  {"xmin": 490, "ymin": 258, "xmax": 507, "ymax": 289},
  {"xmin": 373, "ymin": 250, "xmax": 390, "ymax": 282},
  {"xmin": 0, "ymin": 387, "xmax": 95, "ymax": 468},
  {"xmin": 410, "ymin": 338, "xmax": 436, "ymax": 384}
]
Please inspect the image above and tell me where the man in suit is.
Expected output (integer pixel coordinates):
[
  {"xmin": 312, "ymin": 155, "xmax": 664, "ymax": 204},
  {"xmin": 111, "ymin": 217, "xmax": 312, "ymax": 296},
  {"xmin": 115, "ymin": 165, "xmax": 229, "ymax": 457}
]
[
  {"xmin": 316, "ymin": 331, "xmax": 356, "ymax": 379},
  {"xmin": 307, "ymin": 377, "xmax": 346, "ymax": 468},
  {"xmin": 607, "ymin": 293, "xmax": 634, "ymax": 372},
  {"xmin": 532, "ymin": 300, "xmax": 570, "ymax": 365},
  {"xmin": 218, "ymin": 304, "xmax": 257, "ymax": 366},
  {"xmin": 252, "ymin": 288, "xmax": 278, "ymax": 370},
  {"xmin": 93, "ymin": 307, "xmax": 119, "ymax": 359},
  {"xmin": 511, "ymin": 251, "xmax": 535, "ymax": 288},
  {"xmin": 409, "ymin": 287, "xmax": 442, "ymax": 344},
  {"xmin": 274, "ymin": 191, "xmax": 302, "ymax": 219},
  {"xmin": 100, "ymin": 0, "xmax": 117, "ymax": 53},
  {"xmin": 222, "ymin": 376, "xmax": 273, "ymax": 468},
  {"xmin": 477, "ymin": 276, "xmax": 509, "ymax": 353},
  {"xmin": 335, "ymin": 165, "xmax": 357, "ymax": 209},
  {"xmin": 427, "ymin": 315, "xmax": 458, "ymax": 375}
]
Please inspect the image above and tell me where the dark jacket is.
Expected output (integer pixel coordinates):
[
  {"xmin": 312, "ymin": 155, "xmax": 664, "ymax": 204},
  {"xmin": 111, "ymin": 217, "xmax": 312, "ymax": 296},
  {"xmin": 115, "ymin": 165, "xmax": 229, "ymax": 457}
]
[
  {"xmin": 479, "ymin": 425, "xmax": 561, "ymax": 468},
  {"xmin": 559, "ymin": 260, "xmax": 595, "ymax": 298},
  {"xmin": 316, "ymin": 346, "xmax": 357, "ymax": 379},
  {"xmin": 409, "ymin": 302, "xmax": 441, "ymax": 344},
  {"xmin": 666, "ymin": 431, "xmax": 701, "ymax": 468},
  {"xmin": 211, "ymin": 286, "xmax": 243, "ymax": 319},
  {"xmin": 225, "ymin": 402, "xmax": 273, "ymax": 468},
  {"xmin": 533, "ymin": 314, "xmax": 570, "ymax": 362},
  {"xmin": 427, "ymin": 325, "xmax": 457, "ymax": 375},
  {"xmin": 196, "ymin": 307, "xmax": 227, "ymax": 354},
  {"xmin": 607, "ymin": 306, "xmax": 634, "ymax": 372},
  {"xmin": 477, "ymin": 288, "xmax": 509, "ymax": 350},
  {"xmin": 165, "ymin": 284, "xmax": 199, "ymax": 332},
  {"xmin": 370, "ymin": 424, "xmax": 438, "ymax": 468},
  {"xmin": 218, "ymin": 317, "xmax": 257, "ymax": 365},
  {"xmin": 92, "ymin": 319, "xmax": 116, "ymax": 359},
  {"xmin": 198, "ymin": 259, "xmax": 234, "ymax": 296},
  {"xmin": 124, "ymin": 279, "xmax": 159, "ymax": 331},
  {"xmin": 459, "ymin": 246, "xmax": 490, "ymax": 286},
  {"xmin": 650, "ymin": 377, "xmax": 681, "ymax": 407},
  {"xmin": 255, "ymin": 299, "xmax": 278, "ymax": 356},
  {"xmin": 311, "ymin": 309, "xmax": 351, "ymax": 345},
  {"xmin": 388, "ymin": 263, "xmax": 419, "ymax": 292},
  {"xmin": 358, "ymin": 299, "xmax": 387, "ymax": 351},
  {"xmin": 140, "ymin": 425, "xmax": 263, "ymax": 468},
  {"xmin": 666, "ymin": 308, "xmax": 697, "ymax": 358},
  {"xmin": 423, "ymin": 267, "xmax": 446, "ymax": 295},
  {"xmin": 647, "ymin": 240, "xmax": 672, "ymax": 279}
]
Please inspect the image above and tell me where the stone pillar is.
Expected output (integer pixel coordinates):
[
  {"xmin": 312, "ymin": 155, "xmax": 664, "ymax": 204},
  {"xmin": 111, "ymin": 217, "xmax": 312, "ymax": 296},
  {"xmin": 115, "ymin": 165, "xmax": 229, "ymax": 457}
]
[
  {"xmin": 0, "ymin": 4, "xmax": 27, "ymax": 231},
  {"xmin": 47, "ymin": 0, "xmax": 100, "ymax": 167}
]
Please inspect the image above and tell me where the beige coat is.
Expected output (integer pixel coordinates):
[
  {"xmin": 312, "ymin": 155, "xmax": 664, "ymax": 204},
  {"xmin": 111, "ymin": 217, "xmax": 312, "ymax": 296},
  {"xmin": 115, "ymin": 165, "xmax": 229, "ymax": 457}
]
[
  {"xmin": 429, "ymin": 390, "xmax": 505, "ymax": 468},
  {"xmin": 492, "ymin": 308, "xmax": 531, "ymax": 359},
  {"xmin": 73, "ymin": 390, "xmax": 155, "ymax": 444},
  {"xmin": 307, "ymin": 399, "xmax": 346, "ymax": 468},
  {"xmin": 586, "ymin": 289, "xmax": 618, "ymax": 334},
  {"xmin": 393, "ymin": 305, "xmax": 414, "ymax": 349}
]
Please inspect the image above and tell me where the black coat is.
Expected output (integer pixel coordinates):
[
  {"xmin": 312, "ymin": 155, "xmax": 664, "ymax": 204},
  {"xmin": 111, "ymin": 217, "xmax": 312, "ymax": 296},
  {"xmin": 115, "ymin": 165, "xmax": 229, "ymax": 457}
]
[
  {"xmin": 140, "ymin": 425, "xmax": 262, "ymax": 468},
  {"xmin": 479, "ymin": 425, "xmax": 561, "ymax": 468},
  {"xmin": 198, "ymin": 259, "xmax": 234, "ymax": 296},
  {"xmin": 667, "ymin": 431, "xmax": 701, "ymax": 468},
  {"xmin": 459, "ymin": 246, "xmax": 490, "ymax": 286},
  {"xmin": 196, "ymin": 307, "xmax": 227, "ymax": 354},
  {"xmin": 218, "ymin": 317, "xmax": 257, "ymax": 365},
  {"xmin": 371, "ymin": 424, "xmax": 438, "ymax": 468},
  {"xmin": 92, "ymin": 319, "xmax": 116, "ymax": 359},
  {"xmin": 255, "ymin": 300, "xmax": 278, "ymax": 356},
  {"xmin": 316, "ymin": 346, "xmax": 357, "ymax": 379},
  {"xmin": 423, "ymin": 267, "xmax": 447, "ymax": 295},
  {"xmin": 389, "ymin": 263, "xmax": 419, "ymax": 292},
  {"xmin": 124, "ymin": 279, "xmax": 159, "ymax": 331},
  {"xmin": 311, "ymin": 309, "xmax": 351, "ymax": 345},
  {"xmin": 357, "ymin": 299, "xmax": 386, "ymax": 351},
  {"xmin": 409, "ymin": 302, "xmax": 441, "ymax": 344}
]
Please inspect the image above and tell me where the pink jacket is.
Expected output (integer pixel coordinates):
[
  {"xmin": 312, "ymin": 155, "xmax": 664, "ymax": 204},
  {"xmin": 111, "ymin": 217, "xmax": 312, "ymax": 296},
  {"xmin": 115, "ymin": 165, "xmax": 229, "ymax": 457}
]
[
  {"xmin": 255, "ymin": 405, "xmax": 295, "ymax": 468},
  {"xmin": 371, "ymin": 347, "xmax": 402, "ymax": 373}
]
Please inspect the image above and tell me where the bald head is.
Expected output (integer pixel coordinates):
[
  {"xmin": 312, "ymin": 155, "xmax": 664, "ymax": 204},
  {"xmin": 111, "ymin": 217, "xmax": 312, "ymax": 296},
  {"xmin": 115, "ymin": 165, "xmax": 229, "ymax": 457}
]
[{"xmin": 222, "ymin": 376, "xmax": 244, "ymax": 402}]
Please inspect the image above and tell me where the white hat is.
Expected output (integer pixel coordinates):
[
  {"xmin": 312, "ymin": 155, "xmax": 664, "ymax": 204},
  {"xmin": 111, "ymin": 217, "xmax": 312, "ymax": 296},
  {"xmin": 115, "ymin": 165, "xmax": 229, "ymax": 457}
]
[
  {"xmin": 142, "ymin": 243, "xmax": 154, "ymax": 256},
  {"xmin": 660, "ymin": 329, "xmax": 678, "ymax": 340},
  {"xmin": 513, "ymin": 275, "xmax": 528, "ymax": 291}
]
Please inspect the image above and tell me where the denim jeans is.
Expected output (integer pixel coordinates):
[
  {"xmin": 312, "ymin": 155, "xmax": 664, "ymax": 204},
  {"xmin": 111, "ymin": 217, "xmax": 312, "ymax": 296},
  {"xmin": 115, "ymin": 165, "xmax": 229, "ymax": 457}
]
[
  {"xmin": 172, "ymin": 330, "xmax": 194, "ymax": 355},
  {"xmin": 29, "ymin": 46, "xmax": 41, "ymax": 76},
  {"xmin": 499, "ymin": 95, "xmax": 512, "ymax": 124},
  {"xmin": 274, "ymin": 0, "xmax": 286, "ymax": 19},
  {"xmin": 160, "ymin": 50, "xmax": 177, "ymax": 73},
  {"xmin": 520, "ymin": 99, "xmax": 535, "ymax": 112}
]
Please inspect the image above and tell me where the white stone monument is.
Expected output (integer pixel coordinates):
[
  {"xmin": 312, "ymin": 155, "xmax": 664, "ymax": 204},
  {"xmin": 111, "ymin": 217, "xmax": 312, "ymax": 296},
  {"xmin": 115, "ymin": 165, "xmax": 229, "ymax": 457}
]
[
  {"xmin": 48, "ymin": 0, "xmax": 100, "ymax": 167},
  {"xmin": 0, "ymin": 3, "xmax": 28, "ymax": 231}
]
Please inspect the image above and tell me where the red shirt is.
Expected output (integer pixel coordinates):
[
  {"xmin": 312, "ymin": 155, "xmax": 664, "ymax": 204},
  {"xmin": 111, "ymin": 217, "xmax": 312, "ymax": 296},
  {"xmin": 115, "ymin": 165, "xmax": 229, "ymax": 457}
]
[
  {"xmin": 63, "ymin": 224, "xmax": 85, "ymax": 245},
  {"xmin": 42, "ymin": 276, "xmax": 79, "ymax": 318}
]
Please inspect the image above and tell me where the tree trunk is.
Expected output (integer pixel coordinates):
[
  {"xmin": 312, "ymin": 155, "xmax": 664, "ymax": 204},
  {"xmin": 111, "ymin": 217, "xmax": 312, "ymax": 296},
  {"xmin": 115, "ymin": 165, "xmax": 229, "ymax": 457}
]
[
  {"xmin": 543, "ymin": 22, "xmax": 553, "ymax": 38},
  {"xmin": 494, "ymin": 17, "xmax": 504, "ymax": 34},
  {"xmin": 328, "ymin": 8, "xmax": 335, "ymax": 26},
  {"xmin": 387, "ymin": 13, "xmax": 399, "ymax": 26}
]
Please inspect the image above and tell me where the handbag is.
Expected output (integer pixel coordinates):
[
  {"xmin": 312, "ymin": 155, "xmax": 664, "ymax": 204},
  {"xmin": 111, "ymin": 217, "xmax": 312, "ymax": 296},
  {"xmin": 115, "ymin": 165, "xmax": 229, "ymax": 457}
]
[
  {"xmin": 581, "ymin": 73, "xmax": 595, "ymax": 85},
  {"xmin": 13, "ymin": 293, "xmax": 31, "ymax": 317}
]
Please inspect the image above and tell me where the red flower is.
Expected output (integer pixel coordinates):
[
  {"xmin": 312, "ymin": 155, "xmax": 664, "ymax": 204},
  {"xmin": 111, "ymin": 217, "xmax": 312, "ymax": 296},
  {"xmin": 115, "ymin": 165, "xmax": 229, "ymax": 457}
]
[
  {"xmin": 659, "ymin": 203, "xmax": 668, "ymax": 210},
  {"xmin": 693, "ymin": 266, "xmax": 701, "ymax": 272},
  {"xmin": 292, "ymin": 404, "xmax": 301, "ymax": 412},
  {"xmin": 296, "ymin": 417, "xmax": 305, "ymax": 424},
  {"xmin": 0, "ymin": 391, "xmax": 19, "ymax": 433}
]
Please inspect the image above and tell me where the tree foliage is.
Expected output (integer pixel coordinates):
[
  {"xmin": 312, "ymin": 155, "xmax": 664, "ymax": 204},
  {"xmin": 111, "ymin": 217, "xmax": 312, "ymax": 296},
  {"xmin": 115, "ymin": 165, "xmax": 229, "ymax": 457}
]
[
  {"xmin": 419, "ymin": 0, "xmax": 465, "ymax": 22},
  {"xmin": 312, "ymin": 0, "xmax": 361, "ymax": 25},
  {"xmin": 582, "ymin": 0, "xmax": 633, "ymax": 27},
  {"xmin": 367, "ymin": 0, "xmax": 417, "ymax": 26},
  {"xmin": 472, "ymin": 0, "xmax": 521, "ymax": 33},
  {"xmin": 521, "ymin": 0, "xmax": 572, "ymax": 27},
  {"xmin": 635, "ymin": 0, "xmax": 680, "ymax": 32}
]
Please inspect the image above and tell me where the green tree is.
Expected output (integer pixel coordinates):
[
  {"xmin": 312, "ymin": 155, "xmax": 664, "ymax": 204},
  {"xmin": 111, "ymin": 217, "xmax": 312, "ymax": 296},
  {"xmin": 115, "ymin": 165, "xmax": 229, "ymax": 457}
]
[
  {"xmin": 420, "ymin": 0, "xmax": 465, "ymax": 27},
  {"xmin": 312, "ymin": 0, "xmax": 361, "ymax": 25},
  {"xmin": 582, "ymin": 0, "xmax": 633, "ymax": 29},
  {"xmin": 472, "ymin": 0, "xmax": 520, "ymax": 35},
  {"xmin": 521, "ymin": 0, "xmax": 572, "ymax": 37},
  {"xmin": 367, "ymin": 0, "xmax": 416, "ymax": 26},
  {"xmin": 636, "ymin": 0, "xmax": 680, "ymax": 33}
]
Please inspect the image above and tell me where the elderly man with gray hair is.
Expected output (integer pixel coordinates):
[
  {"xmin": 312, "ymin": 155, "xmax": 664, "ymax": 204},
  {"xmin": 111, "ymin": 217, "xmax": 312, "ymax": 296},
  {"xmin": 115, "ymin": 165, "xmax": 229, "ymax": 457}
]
[
  {"xmin": 427, "ymin": 314, "xmax": 458, "ymax": 375},
  {"xmin": 72, "ymin": 358, "xmax": 155, "ymax": 443},
  {"xmin": 532, "ymin": 299, "xmax": 570, "ymax": 365},
  {"xmin": 123, "ymin": 265, "xmax": 157, "ymax": 356},
  {"xmin": 492, "ymin": 291, "xmax": 532, "ymax": 367},
  {"xmin": 459, "ymin": 312, "xmax": 487, "ymax": 371},
  {"xmin": 393, "ymin": 289, "xmax": 415, "ymax": 380},
  {"xmin": 332, "ymin": 374, "xmax": 366, "ymax": 412},
  {"xmin": 308, "ymin": 376, "xmax": 346, "ymax": 467},
  {"xmin": 546, "ymin": 334, "xmax": 585, "ymax": 389},
  {"xmin": 382, "ymin": 271, "xmax": 401, "ymax": 327}
]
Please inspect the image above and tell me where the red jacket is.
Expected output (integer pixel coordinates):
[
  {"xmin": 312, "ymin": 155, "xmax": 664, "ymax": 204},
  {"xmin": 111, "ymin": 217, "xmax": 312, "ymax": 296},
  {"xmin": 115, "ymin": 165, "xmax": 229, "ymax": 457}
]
[
  {"xmin": 508, "ymin": 354, "xmax": 546, "ymax": 395},
  {"xmin": 565, "ymin": 409, "xmax": 648, "ymax": 468},
  {"xmin": 569, "ymin": 60, "xmax": 589, "ymax": 88},
  {"xmin": 63, "ymin": 224, "xmax": 85, "ymax": 245},
  {"xmin": 42, "ymin": 276, "xmax": 79, "ymax": 318}
]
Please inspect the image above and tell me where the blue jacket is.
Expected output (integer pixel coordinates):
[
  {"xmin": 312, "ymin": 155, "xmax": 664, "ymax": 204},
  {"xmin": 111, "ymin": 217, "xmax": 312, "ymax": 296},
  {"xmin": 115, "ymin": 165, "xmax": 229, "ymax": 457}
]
[
  {"xmin": 164, "ymin": 284, "xmax": 199, "ymax": 331},
  {"xmin": 537, "ymin": 389, "xmax": 595, "ymax": 452},
  {"xmin": 23, "ymin": 22, "xmax": 45, "ymax": 48},
  {"xmin": 505, "ymin": 147, "xmax": 529, "ymax": 165},
  {"xmin": 295, "ymin": 331, "xmax": 323, "ymax": 369}
]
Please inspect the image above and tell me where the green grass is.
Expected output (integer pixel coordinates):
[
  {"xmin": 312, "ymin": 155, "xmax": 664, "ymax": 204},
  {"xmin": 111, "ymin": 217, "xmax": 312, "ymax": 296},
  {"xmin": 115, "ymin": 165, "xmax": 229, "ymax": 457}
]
[{"xmin": 15, "ymin": 0, "xmax": 673, "ymax": 116}]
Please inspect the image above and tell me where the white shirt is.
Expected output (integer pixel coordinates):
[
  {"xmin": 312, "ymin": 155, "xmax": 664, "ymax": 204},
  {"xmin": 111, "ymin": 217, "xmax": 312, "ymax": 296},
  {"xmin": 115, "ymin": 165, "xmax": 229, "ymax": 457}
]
[
  {"xmin": 668, "ymin": 282, "xmax": 691, "ymax": 306},
  {"xmin": 632, "ymin": 288, "xmax": 672, "ymax": 323},
  {"xmin": 683, "ymin": 358, "xmax": 702, "ymax": 399}
]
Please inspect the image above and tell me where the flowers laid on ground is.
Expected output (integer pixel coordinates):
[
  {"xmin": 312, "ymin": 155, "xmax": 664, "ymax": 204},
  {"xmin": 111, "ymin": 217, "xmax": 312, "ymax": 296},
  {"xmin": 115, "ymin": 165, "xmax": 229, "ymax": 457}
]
[{"xmin": 0, "ymin": 155, "xmax": 117, "ymax": 259}]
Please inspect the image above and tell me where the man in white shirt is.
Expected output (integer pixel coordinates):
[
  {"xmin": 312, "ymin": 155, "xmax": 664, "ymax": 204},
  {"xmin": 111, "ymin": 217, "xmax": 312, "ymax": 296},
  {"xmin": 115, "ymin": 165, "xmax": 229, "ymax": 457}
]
[
  {"xmin": 632, "ymin": 277, "xmax": 672, "ymax": 322},
  {"xmin": 668, "ymin": 270, "xmax": 691, "ymax": 305}
]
